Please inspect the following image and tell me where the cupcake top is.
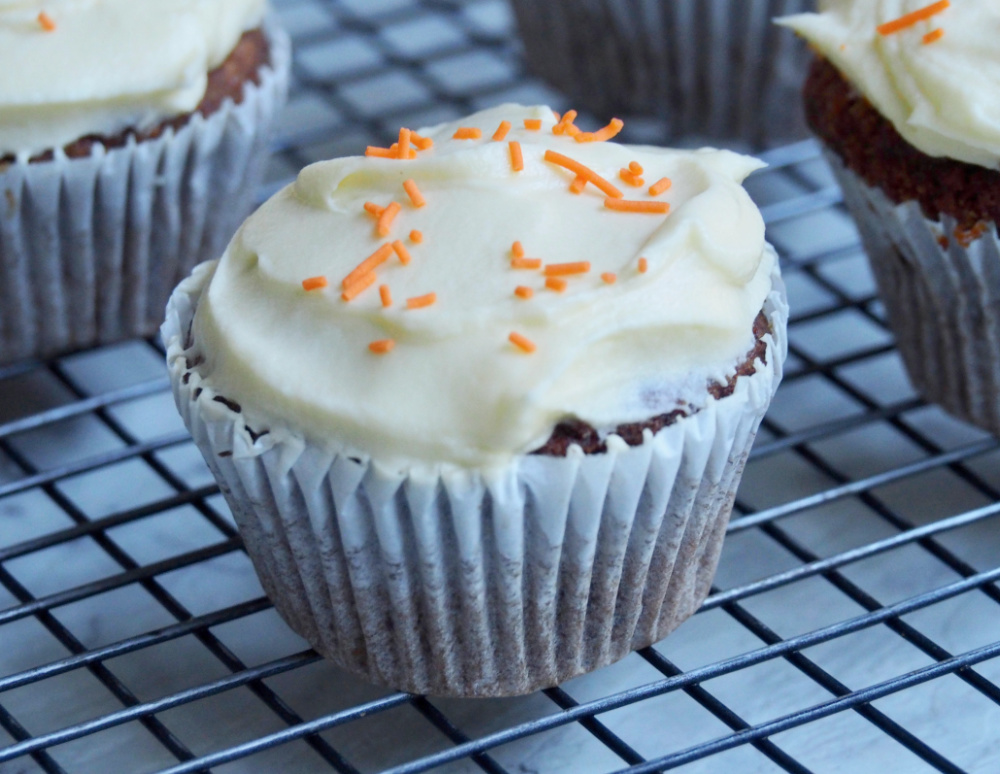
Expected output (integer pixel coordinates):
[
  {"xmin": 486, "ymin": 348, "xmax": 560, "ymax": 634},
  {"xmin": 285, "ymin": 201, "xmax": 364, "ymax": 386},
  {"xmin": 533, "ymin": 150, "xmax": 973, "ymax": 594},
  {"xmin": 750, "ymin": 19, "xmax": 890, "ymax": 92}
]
[
  {"xmin": 191, "ymin": 104, "xmax": 775, "ymax": 471},
  {"xmin": 0, "ymin": 0, "xmax": 266, "ymax": 157},
  {"xmin": 779, "ymin": 0, "xmax": 1000, "ymax": 169}
]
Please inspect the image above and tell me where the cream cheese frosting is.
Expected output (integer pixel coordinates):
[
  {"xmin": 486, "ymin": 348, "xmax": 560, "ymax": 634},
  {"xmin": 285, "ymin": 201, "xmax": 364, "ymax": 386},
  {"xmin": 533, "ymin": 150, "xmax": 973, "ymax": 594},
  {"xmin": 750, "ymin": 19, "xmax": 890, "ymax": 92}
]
[
  {"xmin": 779, "ymin": 0, "xmax": 1000, "ymax": 169},
  {"xmin": 0, "ymin": 0, "xmax": 266, "ymax": 157},
  {"xmin": 191, "ymin": 104, "xmax": 776, "ymax": 471}
]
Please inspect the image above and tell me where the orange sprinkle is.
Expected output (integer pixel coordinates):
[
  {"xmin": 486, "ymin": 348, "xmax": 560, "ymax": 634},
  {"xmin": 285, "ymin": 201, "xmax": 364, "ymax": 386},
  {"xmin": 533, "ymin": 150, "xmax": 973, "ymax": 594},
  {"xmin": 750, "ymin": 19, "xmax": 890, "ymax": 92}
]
[
  {"xmin": 366, "ymin": 146, "xmax": 396, "ymax": 158},
  {"xmin": 453, "ymin": 127, "xmax": 482, "ymax": 140},
  {"xmin": 301, "ymin": 276, "xmax": 328, "ymax": 292},
  {"xmin": 544, "ymin": 261, "xmax": 591, "ymax": 277},
  {"xmin": 922, "ymin": 27, "xmax": 945, "ymax": 44},
  {"xmin": 402, "ymin": 179, "xmax": 426, "ymax": 208},
  {"xmin": 392, "ymin": 239, "xmax": 412, "ymax": 265},
  {"xmin": 406, "ymin": 292, "xmax": 437, "ymax": 310},
  {"xmin": 601, "ymin": 272, "xmax": 617, "ymax": 284},
  {"xmin": 411, "ymin": 132, "xmax": 434, "ymax": 151},
  {"xmin": 379, "ymin": 285, "xmax": 393, "ymax": 307},
  {"xmin": 397, "ymin": 128, "xmax": 412, "ymax": 160},
  {"xmin": 575, "ymin": 118, "xmax": 624, "ymax": 143},
  {"xmin": 605, "ymin": 198, "xmax": 670, "ymax": 214},
  {"xmin": 619, "ymin": 169, "xmax": 644, "ymax": 187},
  {"xmin": 493, "ymin": 120, "xmax": 512, "ymax": 141},
  {"xmin": 512, "ymin": 241, "xmax": 525, "ymax": 258},
  {"xmin": 369, "ymin": 339, "xmax": 395, "ymax": 354},
  {"xmin": 545, "ymin": 277, "xmax": 568, "ymax": 293},
  {"xmin": 514, "ymin": 286, "xmax": 534, "ymax": 300},
  {"xmin": 509, "ymin": 332, "xmax": 537, "ymax": 353},
  {"xmin": 638, "ymin": 257, "xmax": 649, "ymax": 273},
  {"xmin": 377, "ymin": 201, "xmax": 402, "ymax": 237},
  {"xmin": 628, "ymin": 161, "xmax": 644, "ymax": 175},
  {"xmin": 364, "ymin": 201, "xmax": 385, "ymax": 218},
  {"xmin": 388, "ymin": 143, "xmax": 417, "ymax": 160},
  {"xmin": 552, "ymin": 110, "xmax": 578, "ymax": 136},
  {"xmin": 512, "ymin": 257, "xmax": 543, "ymax": 270},
  {"xmin": 509, "ymin": 140, "xmax": 524, "ymax": 172},
  {"xmin": 410, "ymin": 229, "xmax": 424, "ymax": 243},
  {"xmin": 569, "ymin": 175, "xmax": 587, "ymax": 194},
  {"xmin": 343, "ymin": 243, "xmax": 393, "ymax": 289},
  {"xmin": 37, "ymin": 11, "xmax": 56, "ymax": 31},
  {"xmin": 341, "ymin": 271, "xmax": 377, "ymax": 301},
  {"xmin": 876, "ymin": 0, "xmax": 949, "ymax": 35},
  {"xmin": 524, "ymin": 118, "xmax": 542, "ymax": 131},
  {"xmin": 544, "ymin": 150, "xmax": 623, "ymax": 199},
  {"xmin": 649, "ymin": 177, "xmax": 672, "ymax": 196}
]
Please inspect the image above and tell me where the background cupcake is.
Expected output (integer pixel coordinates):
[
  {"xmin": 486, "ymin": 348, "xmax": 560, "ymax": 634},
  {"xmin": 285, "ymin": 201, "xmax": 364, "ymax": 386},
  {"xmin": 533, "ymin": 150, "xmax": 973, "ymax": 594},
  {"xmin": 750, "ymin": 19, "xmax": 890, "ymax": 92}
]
[
  {"xmin": 0, "ymin": 0, "xmax": 290, "ymax": 365},
  {"xmin": 509, "ymin": 0, "xmax": 816, "ymax": 148},
  {"xmin": 781, "ymin": 1, "xmax": 1000, "ymax": 435},
  {"xmin": 163, "ymin": 105, "xmax": 787, "ymax": 697}
]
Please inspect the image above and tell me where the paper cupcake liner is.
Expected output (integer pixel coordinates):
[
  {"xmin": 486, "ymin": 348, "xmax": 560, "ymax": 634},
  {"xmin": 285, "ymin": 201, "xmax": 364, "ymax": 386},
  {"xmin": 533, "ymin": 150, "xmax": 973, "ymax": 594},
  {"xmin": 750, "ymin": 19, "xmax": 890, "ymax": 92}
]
[
  {"xmin": 163, "ymin": 260, "xmax": 788, "ymax": 697},
  {"xmin": 0, "ymin": 18, "xmax": 290, "ymax": 366},
  {"xmin": 509, "ymin": 0, "xmax": 814, "ymax": 147},
  {"xmin": 826, "ymin": 150, "xmax": 1000, "ymax": 435}
]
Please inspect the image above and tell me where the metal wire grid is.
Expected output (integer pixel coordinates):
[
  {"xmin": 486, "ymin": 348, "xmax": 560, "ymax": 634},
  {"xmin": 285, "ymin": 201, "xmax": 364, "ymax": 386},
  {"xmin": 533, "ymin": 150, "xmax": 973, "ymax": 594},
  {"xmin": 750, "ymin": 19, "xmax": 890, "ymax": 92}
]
[{"xmin": 2, "ymin": 0, "xmax": 1000, "ymax": 771}]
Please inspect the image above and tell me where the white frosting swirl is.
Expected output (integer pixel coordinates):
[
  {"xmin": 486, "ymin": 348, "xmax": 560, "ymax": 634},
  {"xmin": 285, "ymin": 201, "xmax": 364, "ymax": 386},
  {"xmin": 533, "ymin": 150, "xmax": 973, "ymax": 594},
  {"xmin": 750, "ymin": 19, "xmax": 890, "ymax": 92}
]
[
  {"xmin": 0, "ymin": 0, "xmax": 266, "ymax": 157},
  {"xmin": 192, "ymin": 105, "xmax": 776, "ymax": 471},
  {"xmin": 779, "ymin": 0, "xmax": 1000, "ymax": 169}
]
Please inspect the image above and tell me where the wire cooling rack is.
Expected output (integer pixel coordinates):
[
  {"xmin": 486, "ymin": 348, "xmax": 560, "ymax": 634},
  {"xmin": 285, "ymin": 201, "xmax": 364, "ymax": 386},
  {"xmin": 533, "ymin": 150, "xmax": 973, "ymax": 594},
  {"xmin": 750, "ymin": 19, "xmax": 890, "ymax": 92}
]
[{"xmin": 3, "ymin": 1, "xmax": 1000, "ymax": 772}]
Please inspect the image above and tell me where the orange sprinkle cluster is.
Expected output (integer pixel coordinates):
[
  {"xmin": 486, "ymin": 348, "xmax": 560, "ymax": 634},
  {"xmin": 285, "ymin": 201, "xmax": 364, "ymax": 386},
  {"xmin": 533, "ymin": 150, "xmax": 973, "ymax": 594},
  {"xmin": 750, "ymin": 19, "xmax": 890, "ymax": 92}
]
[
  {"xmin": 509, "ymin": 332, "xmax": 536, "ymax": 353},
  {"xmin": 339, "ymin": 110, "xmax": 670, "ymax": 357},
  {"xmin": 876, "ymin": 0, "xmax": 949, "ymax": 35},
  {"xmin": 37, "ymin": 11, "xmax": 56, "ymax": 31}
]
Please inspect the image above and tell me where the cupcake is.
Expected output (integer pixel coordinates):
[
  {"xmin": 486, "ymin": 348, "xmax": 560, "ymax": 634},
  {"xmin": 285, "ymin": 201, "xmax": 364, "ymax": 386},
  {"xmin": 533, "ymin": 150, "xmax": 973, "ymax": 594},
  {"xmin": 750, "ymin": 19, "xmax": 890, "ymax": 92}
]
[
  {"xmin": 509, "ymin": 0, "xmax": 816, "ymax": 147},
  {"xmin": 162, "ymin": 105, "xmax": 788, "ymax": 697},
  {"xmin": 780, "ymin": 2, "xmax": 1000, "ymax": 434},
  {"xmin": 0, "ymin": 0, "xmax": 290, "ymax": 365}
]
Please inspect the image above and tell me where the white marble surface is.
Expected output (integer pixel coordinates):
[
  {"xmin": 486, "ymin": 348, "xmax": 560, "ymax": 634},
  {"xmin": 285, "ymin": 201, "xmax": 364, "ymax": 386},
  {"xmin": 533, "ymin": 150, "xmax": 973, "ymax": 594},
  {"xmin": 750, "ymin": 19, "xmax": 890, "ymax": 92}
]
[{"xmin": 2, "ymin": 1, "xmax": 1000, "ymax": 772}]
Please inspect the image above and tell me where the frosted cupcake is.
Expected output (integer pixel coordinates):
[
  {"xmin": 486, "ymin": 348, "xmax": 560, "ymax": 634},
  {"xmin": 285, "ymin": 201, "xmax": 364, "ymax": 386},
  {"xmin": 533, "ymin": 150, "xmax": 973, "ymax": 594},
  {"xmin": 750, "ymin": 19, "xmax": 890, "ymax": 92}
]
[
  {"xmin": 509, "ymin": 0, "xmax": 816, "ymax": 147},
  {"xmin": 781, "ymin": 1, "xmax": 1000, "ymax": 434},
  {"xmin": 163, "ymin": 105, "xmax": 787, "ymax": 697},
  {"xmin": 0, "ymin": 0, "xmax": 290, "ymax": 365}
]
